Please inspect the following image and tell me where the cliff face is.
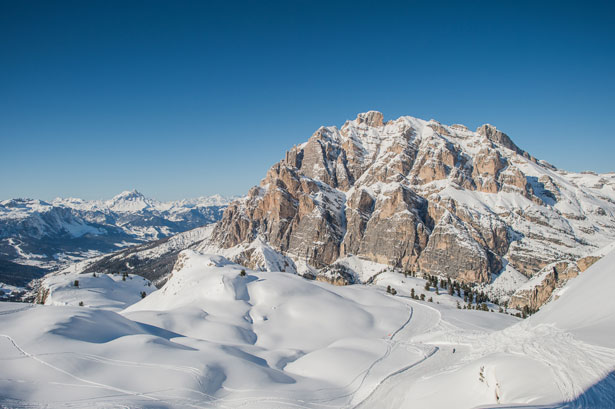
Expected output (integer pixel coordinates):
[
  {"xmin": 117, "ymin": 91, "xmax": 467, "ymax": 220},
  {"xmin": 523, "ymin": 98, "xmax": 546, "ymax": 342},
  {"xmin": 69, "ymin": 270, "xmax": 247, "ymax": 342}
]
[{"xmin": 208, "ymin": 112, "xmax": 615, "ymax": 285}]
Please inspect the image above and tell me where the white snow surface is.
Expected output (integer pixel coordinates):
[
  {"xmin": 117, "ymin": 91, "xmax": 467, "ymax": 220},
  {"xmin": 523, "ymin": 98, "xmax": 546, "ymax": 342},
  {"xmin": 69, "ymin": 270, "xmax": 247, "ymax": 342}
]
[
  {"xmin": 41, "ymin": 270, "xmax": 155, "ymax": 312},
  {"xmin": 1, "ymin": 247, "xmax": 613, "ymax": 408}
]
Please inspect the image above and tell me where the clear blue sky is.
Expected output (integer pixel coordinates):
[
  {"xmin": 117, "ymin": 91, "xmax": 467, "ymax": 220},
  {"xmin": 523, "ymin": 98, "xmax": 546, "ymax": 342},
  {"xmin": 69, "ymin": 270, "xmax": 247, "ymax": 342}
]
[{"xmin": 1, "ymin": 0, "xmax": 613, "ymax": 201}]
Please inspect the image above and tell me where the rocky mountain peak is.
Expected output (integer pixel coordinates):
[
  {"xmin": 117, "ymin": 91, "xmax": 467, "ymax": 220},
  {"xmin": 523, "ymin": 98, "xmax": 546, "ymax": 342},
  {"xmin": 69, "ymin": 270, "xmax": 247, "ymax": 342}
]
[
  {"xmin": 476, "ymin": 123, "xmax": 529, "ymax": 158},
  {"xmin": 106, "ymin": 189, "xmax": 152, "ymax": 213},
  {"xmin": 208, "ymin": 112, "xmax": 615, "ymax": 287},
  {"xmin": 355, "ymin": 111, "xmax": 384, "ymax": 127},
  {"xmin": 113, "ymin": 189, "xmax": 145, "ymax": 200}
]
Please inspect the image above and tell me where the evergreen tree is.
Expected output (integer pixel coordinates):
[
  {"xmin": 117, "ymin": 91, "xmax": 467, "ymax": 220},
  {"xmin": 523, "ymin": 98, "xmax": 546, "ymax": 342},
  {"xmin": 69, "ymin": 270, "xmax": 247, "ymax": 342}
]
[
  {"xmin": 74, "ymin": 280, "xmax": 79, "ymax": 287},
  {"xmin": 240, "ymin": 269, "xmax": 247, "ymax": 277},
  {"xmin": 410, "ymin": 288, "xmax": 415, "ymax": 299},
  {"xmin": 424, "ymin": 282, "xmax": 430, "ymax": 291},
  {"xmin": 420, "ymin": 293, "xmax": 425, "ymax": 301}
]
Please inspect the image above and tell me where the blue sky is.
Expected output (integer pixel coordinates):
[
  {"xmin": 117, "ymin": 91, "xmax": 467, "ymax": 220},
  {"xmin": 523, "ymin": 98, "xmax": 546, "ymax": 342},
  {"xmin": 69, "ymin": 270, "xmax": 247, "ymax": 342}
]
[{"xmin": 1, "ymin": 0, "xmax": 614, "ymax": 201}]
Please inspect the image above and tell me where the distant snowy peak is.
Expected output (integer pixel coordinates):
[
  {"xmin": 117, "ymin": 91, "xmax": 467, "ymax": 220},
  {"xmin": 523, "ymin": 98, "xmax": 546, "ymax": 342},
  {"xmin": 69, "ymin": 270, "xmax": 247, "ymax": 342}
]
[
  {"xmin": 105, "ymin": 190, "xmax": 154, "ymax": 213},
  {"xmin": 168, "ymin": 194, "xmax": 239, "ymax": 209},
  {"xmin": 47, "ymin": 190, "xmax": 235, "ymax": 213}
]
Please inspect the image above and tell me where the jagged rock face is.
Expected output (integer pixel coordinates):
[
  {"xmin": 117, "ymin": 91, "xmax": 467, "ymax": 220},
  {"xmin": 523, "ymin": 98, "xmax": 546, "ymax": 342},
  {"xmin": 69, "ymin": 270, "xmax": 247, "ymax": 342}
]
[
  {"xmin": 341, "ymin": 186, "xmax": 429, "ymax": 269},
  {"xmin": 508, "ymin": 261, "xmax": 580, "ymax": 311},
  {"xmin": 418, "ymin": 212, "xmax": 491, "ymax": 282},
  {"xmin": 210, "ymin": 111, "xmax": 615, "ymax": 284}
]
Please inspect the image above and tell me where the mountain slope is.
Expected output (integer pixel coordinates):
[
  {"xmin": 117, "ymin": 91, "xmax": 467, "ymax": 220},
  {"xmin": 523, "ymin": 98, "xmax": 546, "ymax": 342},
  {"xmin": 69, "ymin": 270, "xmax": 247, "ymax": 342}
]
[
  {"xmin": 205, "ymin": 112, "xmax": 615, "ymax": 292},
  {"xmin": 354, "ymin": 244, "xmax": 615, "ymax": 409}
]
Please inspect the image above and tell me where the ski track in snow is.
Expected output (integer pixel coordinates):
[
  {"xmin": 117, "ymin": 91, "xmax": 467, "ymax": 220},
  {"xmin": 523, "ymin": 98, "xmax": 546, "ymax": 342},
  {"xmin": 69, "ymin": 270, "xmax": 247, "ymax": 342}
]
[{"xmin": 0, "ymin": 333, "xmax": 165, "ymax": 403}]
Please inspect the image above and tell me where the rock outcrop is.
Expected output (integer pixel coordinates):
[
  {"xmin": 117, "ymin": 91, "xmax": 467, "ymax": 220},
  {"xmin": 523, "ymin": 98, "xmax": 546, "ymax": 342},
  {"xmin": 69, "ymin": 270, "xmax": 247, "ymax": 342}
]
[{"xmin": 508, "ymin": 261, "xmax": 581, "ymax": 311}]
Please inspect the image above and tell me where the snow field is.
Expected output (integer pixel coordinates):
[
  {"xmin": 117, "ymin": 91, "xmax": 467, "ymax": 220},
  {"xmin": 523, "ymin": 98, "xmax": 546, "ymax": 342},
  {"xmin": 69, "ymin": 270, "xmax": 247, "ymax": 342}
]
[{"xmin": 1, "ymin": 247, "xmax": 614, "ymax": 408}]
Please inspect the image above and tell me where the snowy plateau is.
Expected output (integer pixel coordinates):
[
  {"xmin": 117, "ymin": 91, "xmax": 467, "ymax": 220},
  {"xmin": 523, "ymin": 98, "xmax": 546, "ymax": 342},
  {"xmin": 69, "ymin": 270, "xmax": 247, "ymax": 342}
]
[{"xmin": 1, "ymin": 112, "xmax": 614, "ymax": 408}]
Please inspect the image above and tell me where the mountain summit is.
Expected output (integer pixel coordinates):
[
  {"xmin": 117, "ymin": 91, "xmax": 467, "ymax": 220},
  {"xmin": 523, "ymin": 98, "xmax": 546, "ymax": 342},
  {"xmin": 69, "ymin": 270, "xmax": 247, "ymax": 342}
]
[
  {"xmin": 206, "ymin": 112, "xmax": 615, "ymax": 291},
  {"xmin": 106, "ymin": 189, "xmax": 152, "ymax": 212}
]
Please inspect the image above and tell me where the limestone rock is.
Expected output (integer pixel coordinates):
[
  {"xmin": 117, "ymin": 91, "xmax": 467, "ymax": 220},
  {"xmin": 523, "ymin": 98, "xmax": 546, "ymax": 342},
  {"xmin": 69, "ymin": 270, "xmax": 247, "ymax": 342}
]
[{"xmin": 508, "ymin": 261, "xmax": 580, "ymax": 311}]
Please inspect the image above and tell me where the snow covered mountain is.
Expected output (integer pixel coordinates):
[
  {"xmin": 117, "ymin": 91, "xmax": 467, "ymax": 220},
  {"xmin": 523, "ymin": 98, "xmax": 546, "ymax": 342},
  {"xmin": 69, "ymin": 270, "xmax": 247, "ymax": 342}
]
[
  {"xmin": 0, "ymin": 191, "xmax": 233, "ymax": 285},
  {"xmin": 204, "ymin": 112, "xmax": 615, "ymax": 306}
]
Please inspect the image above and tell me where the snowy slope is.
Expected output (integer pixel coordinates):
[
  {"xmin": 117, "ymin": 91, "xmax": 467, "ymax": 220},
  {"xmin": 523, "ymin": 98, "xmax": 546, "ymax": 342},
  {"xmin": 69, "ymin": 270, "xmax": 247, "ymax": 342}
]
[
  {"xmin": 358, "ymin": 246, "xmax": 615, "ymax": 409},
  {"xmin": 1, "ymin": 246, "xmax": 613, "ymax": 408}
]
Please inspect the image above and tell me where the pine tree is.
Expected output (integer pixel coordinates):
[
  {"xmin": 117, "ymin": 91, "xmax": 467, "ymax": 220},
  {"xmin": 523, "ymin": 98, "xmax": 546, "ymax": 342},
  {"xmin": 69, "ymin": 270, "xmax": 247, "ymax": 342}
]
[
  {"xmin": 428, "ymin": 297, "xmax": 433, "ymax": 302},
  {"xmin": 74, "ymin": 280, "xmax": 79, "ymax": 287},
  {"xmin": 424, "ymin": 282, "xmax": 430, "ymax": 291},
  {"xmin": 140, "ymin": 291, "xmax": 147, "ymax": 299},
  {"xmin": 420, "ymin": 293, "xmax": 425, "ymax": 301},
  {"xmin": 448, "ymin": 286, "xmax": 454, "ymax": 296},
  {"xmin": 79, "ymin": 301, "xmax": 84, "ymax": 306},
  {"xmin": 410, "ymin": 288, "xmax": 415, "ymax": 299},
  {"xmin": 457, "ymin": 301, "xmax": 461, "ymax": 309},
  {"xmin": 240, "ymin": 269, "xmax": 247, "ymax": 277}
]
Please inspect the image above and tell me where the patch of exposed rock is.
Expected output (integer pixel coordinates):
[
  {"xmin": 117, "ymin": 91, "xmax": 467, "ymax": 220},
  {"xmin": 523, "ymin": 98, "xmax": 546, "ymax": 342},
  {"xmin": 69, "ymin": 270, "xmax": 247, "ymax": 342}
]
[{"xmin": 508, "ymin": 261, "xmax": 581, "ymax": 311}]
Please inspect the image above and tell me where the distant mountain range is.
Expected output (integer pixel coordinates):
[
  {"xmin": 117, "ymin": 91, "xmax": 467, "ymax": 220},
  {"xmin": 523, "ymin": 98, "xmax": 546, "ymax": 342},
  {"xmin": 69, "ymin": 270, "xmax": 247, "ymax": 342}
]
[{"xmin": 0, "ymin": 190, "xmax": 233, "ymax": 285}]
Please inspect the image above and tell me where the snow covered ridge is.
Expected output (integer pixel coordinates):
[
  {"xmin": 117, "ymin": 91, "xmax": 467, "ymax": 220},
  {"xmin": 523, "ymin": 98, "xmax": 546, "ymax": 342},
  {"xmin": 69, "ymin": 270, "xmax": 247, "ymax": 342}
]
[
  {"xmin": 0, "ymin": 191, "xmax": 234, "ymax": 285},
  {"xmin": 207, "ymin": 111, "xmax": 615, "ymax": 301},
  {"xmin": 1, "ymin": 248, "xmax": 613, "ymax": 407}
]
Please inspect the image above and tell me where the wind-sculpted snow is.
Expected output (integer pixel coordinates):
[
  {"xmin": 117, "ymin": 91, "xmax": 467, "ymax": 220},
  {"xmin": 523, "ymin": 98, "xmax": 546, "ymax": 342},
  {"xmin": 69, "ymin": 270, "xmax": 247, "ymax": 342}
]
[{"xmin": 1, "ymin": 248, "xmax": 613, "ymax": 408}]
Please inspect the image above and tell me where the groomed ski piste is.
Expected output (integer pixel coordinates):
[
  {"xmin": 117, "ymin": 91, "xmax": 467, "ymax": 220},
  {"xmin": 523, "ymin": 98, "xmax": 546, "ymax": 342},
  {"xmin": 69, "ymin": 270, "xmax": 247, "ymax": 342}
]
[{"xmin": 1, "ymin": 247, "xmax": 614, "ymax": 408}]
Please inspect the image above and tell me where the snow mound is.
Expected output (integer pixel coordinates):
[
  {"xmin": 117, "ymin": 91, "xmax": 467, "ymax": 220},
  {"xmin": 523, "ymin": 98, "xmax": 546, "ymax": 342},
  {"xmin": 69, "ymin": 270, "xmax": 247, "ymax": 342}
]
[{"xmin": 41, "ymin": 270, "xmax": 155, "ymax": 311}]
